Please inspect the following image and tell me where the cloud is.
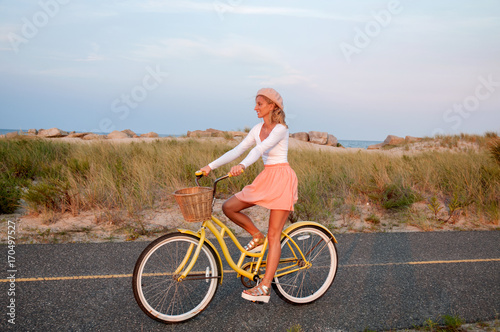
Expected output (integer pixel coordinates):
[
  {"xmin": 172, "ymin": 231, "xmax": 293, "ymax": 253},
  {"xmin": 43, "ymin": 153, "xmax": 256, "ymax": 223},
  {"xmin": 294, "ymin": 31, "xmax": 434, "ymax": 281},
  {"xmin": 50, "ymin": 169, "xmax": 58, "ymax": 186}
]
[
  {"xmin": 250, "ymin": 64, "xmax": 318, "ymax": 87},
  {"xmin": 219, "ymin": 5, "xmax": 364, "ymax": 21},
  {"xmin": 128, "ymin": 36, "xmax": 276, "ymax": 61},
  {"xmin": 127, "ymin": 35, "xmax": 318, "ymax": 88},
  {"xmin": 118, "ymin": 0, "xmax": 367, "ymax": 22},
  {"xmin": 0, "ymin": 24, "xmax": 19, "ymax": 44},
  {"xmin": 74, "ymin": 55, "xmax": 107, "ymax": 62},
  {"xmin": 124, "ymin": 0, "xmax": 214, "ymax": 13},
  {"xmin": 388, "ymin": 13, "xmax": 500, "ymax": 33},
  {"xmin": 74, "ymin": 43, "xmax": 107, "ymax": 62},
  {"xmin": 251, "ymin": 73, "xmax": 317, "ymax": 87},
  {"xmin": 34, "ymin": 68, "xmax": 100, "ymax": 78}
]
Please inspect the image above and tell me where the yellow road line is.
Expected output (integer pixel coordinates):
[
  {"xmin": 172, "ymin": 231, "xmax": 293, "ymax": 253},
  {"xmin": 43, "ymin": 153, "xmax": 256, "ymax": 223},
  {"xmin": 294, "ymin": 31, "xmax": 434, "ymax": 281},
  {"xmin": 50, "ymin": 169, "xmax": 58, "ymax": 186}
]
[
  {"xmin": 1, "ymin": 274, "xmax": 133, "ymax": 282},
  {"xmin": 1, "ymin": 258, "xmax": 499, "ymax": 283},
  {"xmin": 409, "ymin": 258, "xmax": 500, "ymax": 265},
  {"xmin": 342, "ymin": 258, "xmax": 500, "ymax": 268},
  {"xmin": 0, "ymin": 270, "xmax": 241, "ymax": 283}
]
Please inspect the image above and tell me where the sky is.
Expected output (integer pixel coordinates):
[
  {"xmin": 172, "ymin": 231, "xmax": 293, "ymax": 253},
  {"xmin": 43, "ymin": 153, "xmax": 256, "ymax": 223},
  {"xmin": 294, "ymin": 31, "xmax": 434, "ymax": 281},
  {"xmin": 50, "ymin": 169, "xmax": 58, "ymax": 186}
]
[{"xmin": 0, "ymin": 0, "xmax": 499, "ymax": 140}]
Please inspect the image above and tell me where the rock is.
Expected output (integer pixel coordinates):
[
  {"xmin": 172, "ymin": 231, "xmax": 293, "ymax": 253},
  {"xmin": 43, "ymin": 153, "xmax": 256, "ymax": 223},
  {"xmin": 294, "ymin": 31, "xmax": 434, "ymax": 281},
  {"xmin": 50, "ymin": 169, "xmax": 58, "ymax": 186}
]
[
  {"xmin": 367, "ymin": 143, "xmax": 385, "ymax": 150},
  {"xmin": 140, "ymin": 132, "xmax": 159, "ymax": 138},
  {"xmin": 206, "ymin": 128, "xmax": 224, "ymax": 137},
  {"xmin": 326, "ymin": 134, "xmax": 338, "ymax": 147},
  {"xmin": 82, "ymin": 134, "xmax": 106, "ymax": 140},
  {"xmin": 187, "ymin": 130, "xmax": 211, "ymax": 138},
  {"xmin": 5, "ymin": 131, "xmax": 20, "ymax": 139},
  {"xmin": 291, "ymin": 132, "xmax": 309, "ymax": 142},
  {"xmin": 227, "ymin": 131, "xmax": 246, "ymax": 137},
  {"xmin": 108, "ymin": 130, "xmax": 130, "ymax": 139},
  {"xmin": 38, "ymin": 128, "xmax": 68, "ymax": 138},
  {"xmin": 28, "ymin": 129, "xmax": 38, "ymax": 136},
  {"xmin": 308, "ymin": 131, "xmax": 328, "ymax": 145},
  {"xmin": 383, "ymin": 135, "xmax": 405, "ymax": 145},
  {"xmin": 405, "ymin": 136, "xmax": 422, "ymax": 143},
  {"xmin": 122, "ymin": 129, "xmax": 137, "ymax": 137},
  {"xmin": 67, "ymin": 132, "xmax": 89, "ymax": 138},
  {"xmin": 367, "ymin": 135, "xmax": 406, "ymax": 149}
]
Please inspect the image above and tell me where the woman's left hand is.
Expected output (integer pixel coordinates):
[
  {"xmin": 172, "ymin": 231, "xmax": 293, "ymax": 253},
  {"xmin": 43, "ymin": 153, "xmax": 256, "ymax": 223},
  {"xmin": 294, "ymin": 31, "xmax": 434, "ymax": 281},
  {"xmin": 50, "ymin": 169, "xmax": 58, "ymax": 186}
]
[{"xmin": 229, "ymin": 164, "xmax": 245, "ymax": 177}]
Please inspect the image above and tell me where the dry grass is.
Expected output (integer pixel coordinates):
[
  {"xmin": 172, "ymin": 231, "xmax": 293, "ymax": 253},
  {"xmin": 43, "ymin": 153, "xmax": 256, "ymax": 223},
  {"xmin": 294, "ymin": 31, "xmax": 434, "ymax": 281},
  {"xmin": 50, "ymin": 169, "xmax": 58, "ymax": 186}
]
[{"xmin": 0, "ymin": 133, "xmax": 499, "ymax": 242}]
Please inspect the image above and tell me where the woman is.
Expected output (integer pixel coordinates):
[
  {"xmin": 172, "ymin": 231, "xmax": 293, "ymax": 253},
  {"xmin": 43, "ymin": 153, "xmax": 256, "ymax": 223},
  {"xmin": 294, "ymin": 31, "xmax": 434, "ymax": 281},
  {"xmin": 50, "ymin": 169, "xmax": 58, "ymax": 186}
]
[{"xmin": 199, "ymin": 88, "xmax": 298, "ymax": 303}]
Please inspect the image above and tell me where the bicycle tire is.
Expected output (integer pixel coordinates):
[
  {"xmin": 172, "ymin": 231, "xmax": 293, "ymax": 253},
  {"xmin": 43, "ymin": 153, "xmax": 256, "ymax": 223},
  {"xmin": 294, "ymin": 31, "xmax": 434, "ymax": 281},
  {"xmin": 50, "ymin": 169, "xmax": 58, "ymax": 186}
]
[
  {"xmin": 272, "ymin": 225, "xmax": 338, "ymax": 304},
  {"xmin": 132, "ymin": 232, "xmax": 221, "ymax": 323}
]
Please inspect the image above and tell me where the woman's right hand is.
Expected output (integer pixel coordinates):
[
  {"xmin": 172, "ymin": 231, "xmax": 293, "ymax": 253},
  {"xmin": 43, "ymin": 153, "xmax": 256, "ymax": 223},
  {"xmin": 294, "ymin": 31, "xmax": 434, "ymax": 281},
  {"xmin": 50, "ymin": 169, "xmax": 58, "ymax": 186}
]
[
  {"xmin": 199, "ymin": 165, "xmax": 211, "ymax": 176},
  {"xmin": 229, "ymin": 164, "xmax": 245, "ymax": 177}
]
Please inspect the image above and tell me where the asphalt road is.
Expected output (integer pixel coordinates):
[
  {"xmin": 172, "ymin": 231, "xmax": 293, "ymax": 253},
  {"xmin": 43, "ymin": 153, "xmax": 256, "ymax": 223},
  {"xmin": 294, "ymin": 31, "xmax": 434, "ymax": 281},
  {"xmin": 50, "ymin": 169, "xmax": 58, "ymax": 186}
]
[{"xmin": 1, "ymin": 231, "xmax": 499, "ymax": 331}]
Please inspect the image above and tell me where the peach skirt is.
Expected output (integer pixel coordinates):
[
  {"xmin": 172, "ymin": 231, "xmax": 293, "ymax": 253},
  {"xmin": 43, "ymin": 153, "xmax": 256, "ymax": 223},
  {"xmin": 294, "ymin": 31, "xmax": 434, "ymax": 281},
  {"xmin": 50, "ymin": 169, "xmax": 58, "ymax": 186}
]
[{"xmin": 235, "ymin": 163, "xmax": 298, "ymax": 211}]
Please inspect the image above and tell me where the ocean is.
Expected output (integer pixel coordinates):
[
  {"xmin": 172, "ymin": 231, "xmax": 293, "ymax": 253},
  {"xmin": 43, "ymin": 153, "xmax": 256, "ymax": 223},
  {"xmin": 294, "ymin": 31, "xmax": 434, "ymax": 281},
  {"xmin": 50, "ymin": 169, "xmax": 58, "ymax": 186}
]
[
  {"xmin": 337, "ymin": 139, "xmax": 382, "ymax": 149},
  {"xmin": 0, "ymin": 129, "xmax": 382, "ymax": 149}
]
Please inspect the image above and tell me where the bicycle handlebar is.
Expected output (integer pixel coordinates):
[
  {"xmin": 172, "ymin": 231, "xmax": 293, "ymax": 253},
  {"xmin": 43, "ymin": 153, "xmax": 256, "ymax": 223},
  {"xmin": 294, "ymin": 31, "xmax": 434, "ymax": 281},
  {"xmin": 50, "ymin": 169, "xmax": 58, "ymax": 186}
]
[{"xmin": 195, "ymin": 171, "xmax": 233, "ymax": 199}]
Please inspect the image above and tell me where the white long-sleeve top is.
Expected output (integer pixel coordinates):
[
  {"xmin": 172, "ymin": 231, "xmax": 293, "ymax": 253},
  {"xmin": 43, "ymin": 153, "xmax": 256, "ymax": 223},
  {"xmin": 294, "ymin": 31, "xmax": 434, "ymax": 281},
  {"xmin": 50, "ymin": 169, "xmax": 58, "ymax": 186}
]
[{"xmin": 208, "ymin": 123, "xmax": 289, "ymax": 170}]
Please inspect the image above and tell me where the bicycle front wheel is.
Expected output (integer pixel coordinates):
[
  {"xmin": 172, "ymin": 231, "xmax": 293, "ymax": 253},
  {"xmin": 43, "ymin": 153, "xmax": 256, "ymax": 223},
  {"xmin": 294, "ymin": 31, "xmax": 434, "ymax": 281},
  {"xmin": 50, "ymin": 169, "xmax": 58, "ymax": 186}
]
[
  {"xmin": 272, "ymin": 225, "xmax": 338, "ymax": 304},
  {"xmin": 132, "ymin": 232, "xmax": 221, "ymax": 323}
]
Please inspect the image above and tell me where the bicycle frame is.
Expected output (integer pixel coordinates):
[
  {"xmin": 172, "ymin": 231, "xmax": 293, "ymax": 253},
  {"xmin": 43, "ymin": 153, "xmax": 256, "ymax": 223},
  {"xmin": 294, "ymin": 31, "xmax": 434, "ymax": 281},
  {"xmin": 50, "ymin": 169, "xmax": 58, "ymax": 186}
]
[
  {"xmin": 175, "ymin": 173, "xmax": 337, "ymax": 285},
  {"xmin": 176, "ymin": 215, "xmax": 331, "ymax": 285},
  {"xmin": 177, "ymin": 216, "xmax": 265, "ymax": 281}
]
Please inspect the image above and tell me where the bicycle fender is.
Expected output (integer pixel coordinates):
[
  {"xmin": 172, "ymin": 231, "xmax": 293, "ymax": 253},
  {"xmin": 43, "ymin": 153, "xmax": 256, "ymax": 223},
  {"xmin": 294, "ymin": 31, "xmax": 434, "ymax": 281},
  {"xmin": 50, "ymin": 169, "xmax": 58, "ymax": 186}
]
[
  {"xmin": 177, "ymin": 229, "xmax": 224, "ymax": 284},
  {"xmin": 282, "ymin": 221, "xmax": 338, "ymax": 243}
]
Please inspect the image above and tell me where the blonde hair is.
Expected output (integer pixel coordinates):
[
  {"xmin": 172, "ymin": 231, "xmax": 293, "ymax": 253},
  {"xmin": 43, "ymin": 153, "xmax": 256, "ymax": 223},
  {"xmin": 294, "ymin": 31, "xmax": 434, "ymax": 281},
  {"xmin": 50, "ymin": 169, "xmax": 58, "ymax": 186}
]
[{"xmin": 258, "ymin": 95, "xmax": 287, "ymax": 127}]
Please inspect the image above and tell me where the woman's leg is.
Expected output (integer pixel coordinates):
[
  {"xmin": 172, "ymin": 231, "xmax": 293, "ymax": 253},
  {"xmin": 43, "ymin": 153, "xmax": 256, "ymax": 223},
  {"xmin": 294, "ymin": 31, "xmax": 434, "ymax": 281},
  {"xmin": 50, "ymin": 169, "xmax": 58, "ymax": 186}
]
[
  {"xmin": 261, "ymin": 209, "xmax": 289, "ymax": 287},
  {"xmin": 222, "ymin": 196, "xmax": 262, "ymax": 237},
  {"xmin": 242, "ymin": 209, "xmax": 289, "ymax": 300}
]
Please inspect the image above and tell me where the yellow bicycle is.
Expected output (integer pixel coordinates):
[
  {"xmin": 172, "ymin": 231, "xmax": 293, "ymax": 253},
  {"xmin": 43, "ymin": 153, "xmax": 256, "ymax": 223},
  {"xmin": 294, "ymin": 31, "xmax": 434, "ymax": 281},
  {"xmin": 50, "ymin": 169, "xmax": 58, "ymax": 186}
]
[{"xmin": 132, "ymin": 172, "xmax": 339, "ymax": 323}]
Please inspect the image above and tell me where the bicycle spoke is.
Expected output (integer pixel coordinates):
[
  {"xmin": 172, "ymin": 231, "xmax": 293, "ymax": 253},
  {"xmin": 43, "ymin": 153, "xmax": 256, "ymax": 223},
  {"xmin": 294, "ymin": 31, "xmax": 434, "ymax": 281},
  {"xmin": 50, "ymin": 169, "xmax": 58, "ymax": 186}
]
[
  {"xmin": 303, "ymin": 237, "xmax": 323, "ymax": 258},
  {"xmin": 273, "ymin": 226, "xmax": 337, "ymax": 304},
  {"xmin": 308, "ymin": 240, "xmax": 331, "ymax": 264},
  {"xmin": 133, "ymin": 233, "xmax": 220, "ymax": 323}
]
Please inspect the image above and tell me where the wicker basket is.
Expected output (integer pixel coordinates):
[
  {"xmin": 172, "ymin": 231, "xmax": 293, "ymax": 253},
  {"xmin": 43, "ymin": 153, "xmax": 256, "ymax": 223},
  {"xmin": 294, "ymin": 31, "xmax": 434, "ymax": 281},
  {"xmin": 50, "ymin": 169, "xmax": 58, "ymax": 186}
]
[{"xmin": 173, "ymin": 187, "xmax": 213, "ymax": 222}]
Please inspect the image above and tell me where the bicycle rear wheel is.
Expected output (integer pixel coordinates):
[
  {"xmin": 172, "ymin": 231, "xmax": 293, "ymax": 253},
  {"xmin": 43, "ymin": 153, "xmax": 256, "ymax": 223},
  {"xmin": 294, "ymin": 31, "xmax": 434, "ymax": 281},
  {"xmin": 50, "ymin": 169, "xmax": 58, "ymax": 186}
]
[
  {"xmin": 272, "ymin": 225, "xmax": 338, "ymax": 304},
  {"xmin": 132, "ymin": 232, "xmax": 221, "ymax": 323}
]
